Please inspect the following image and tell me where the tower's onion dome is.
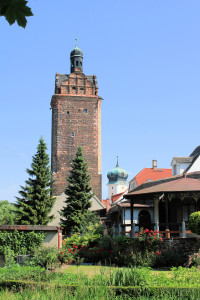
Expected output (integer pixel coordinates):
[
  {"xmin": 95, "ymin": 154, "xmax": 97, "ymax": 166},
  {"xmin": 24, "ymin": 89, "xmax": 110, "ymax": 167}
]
[
  {"xmin": 70, "ymin": 40, "xmax": 83, "ymax": 73},
  {"xmin": 70, "ymin": 45, "xmax": 83, "ymax": 59},
  {"xmin": 107, "ymin": 157, "xmax": 128, "ymax": 184}
]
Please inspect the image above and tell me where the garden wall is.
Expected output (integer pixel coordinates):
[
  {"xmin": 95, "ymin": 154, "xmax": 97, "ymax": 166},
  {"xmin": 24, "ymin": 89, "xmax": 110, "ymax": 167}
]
[
  {"xmin": 0, "ymin": 225, "xmax": 62, "ymax": 249},
  {"xmin": 162, "ymin": 237, "xmax": 200, "ymax": 255}
]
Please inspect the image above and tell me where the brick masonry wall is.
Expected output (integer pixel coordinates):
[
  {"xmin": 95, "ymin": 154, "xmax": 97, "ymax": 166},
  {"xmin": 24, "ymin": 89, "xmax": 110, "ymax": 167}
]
[{"xmin": 51, "ymin": 71, "xmax": 102, "ymax": 200}]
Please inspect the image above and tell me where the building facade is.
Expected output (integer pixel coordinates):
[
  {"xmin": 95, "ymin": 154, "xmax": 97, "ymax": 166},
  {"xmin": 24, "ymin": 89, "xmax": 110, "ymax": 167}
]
[{"xmin": 51, "ymin": 45, "xmax": 102, "ymax": 200}]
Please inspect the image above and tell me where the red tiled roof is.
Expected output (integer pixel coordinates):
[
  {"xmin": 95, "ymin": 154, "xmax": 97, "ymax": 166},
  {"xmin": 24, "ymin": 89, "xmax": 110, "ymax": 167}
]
[
  {"xmin": 127, "ymin": 177, "xmax": 200, "ymax": 196},
  {"xmin": 111, "ymin": 192, "xmax": 124, "ymax": 203},
  {"xmin": 133, "ymin": 168, "xmax": 172, "ymax": 186},
  {"xmin": 111, "ymin": 189, "xmax": 128, "ymax": 203}
]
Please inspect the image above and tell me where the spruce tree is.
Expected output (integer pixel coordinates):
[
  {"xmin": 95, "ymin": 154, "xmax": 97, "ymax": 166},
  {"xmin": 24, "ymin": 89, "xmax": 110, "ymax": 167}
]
[
  {"xmin": 60, "ymin": 146, "xmax": 93, "ymax": 232},
  {"xmin": 16, "ymin": 137, "xmax": 55, "ymax": 225}
]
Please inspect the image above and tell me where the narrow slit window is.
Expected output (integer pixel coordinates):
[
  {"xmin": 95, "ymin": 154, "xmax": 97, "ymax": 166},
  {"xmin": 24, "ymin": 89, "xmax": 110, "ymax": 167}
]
[
  {"xmin": 71, "ymin": 132, "xmax": 74, "ymax": 137},
  {"xmin": 67, "ymin": 111, "xmax": 69, "ymax": 116},
  {"xmin": 76, "ymin": 61, "xmax": 78, "ymax": 66}
]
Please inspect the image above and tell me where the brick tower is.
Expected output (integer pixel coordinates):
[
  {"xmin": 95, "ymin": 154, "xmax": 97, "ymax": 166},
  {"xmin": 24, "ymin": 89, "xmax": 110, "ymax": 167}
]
[{"xmin": 51, "ymin": 44, "xmax": 102, "ymax": 200}]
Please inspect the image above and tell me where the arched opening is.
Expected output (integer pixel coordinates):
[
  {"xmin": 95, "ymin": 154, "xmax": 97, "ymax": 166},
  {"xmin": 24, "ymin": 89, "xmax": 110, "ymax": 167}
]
[
  {"xmin": 183, "ymin": 198, "xmax": 196, "ymax": 222},
  {"xmin": 138, "ymin": 210, "xmax": 151, "ymax": 230},
  {"xmin": 159, "ymin": 200, "xmax": 165, "ymax": 230},
  {"xmin": 169, "ymin": 198, "xmax": 182, "ymax": 231}
]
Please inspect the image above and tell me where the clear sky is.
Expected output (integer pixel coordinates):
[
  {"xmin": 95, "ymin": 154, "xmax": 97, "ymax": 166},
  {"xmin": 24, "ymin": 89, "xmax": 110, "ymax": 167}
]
[{"xmin": 1, "ymin": 0, "xmax": 200, "ymax": 202}]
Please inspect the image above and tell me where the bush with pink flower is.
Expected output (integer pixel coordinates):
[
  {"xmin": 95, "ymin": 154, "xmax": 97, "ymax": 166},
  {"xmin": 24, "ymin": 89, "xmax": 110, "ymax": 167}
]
[{"xmin": 185, "ymin": 252, "xmax": 200, "ymax": 268}]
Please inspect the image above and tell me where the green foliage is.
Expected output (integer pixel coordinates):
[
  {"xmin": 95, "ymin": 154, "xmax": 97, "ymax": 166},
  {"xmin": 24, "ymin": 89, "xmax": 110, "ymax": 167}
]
[
  {"xmin": 0, "ymin": 265, "xmax": 46, "ymax": 282},
  {"xmin": 0, "ymin": 0, "xmax": 33, "ymax": 28},
  {"xmin": 189, "ymin": 211, "xmax": 200, "ymax": 235},
  {"xmin": 0, "ymin": 230, "xmax": 45, "ymax": 257},
  {"xmin": 63, "ymin": 231, "xmax": 101, "ymax": 249},
  {"xmin": 30, "ymin": 246, "xmax": 59, "ymax": 269},
  {"xmin": 3, "ymin": 247, "xmax": 15, "ymax": 267},
  {"xmin": 16, "ymin": 137, "xmax": 55, "ymax": 225},
  {"xmin": 108, "ymin": 267, "xmax": 150, "ymax": 287},
  {"xmin": 0, "ymin": 266, "xmax": 200, "ymax": 299},
  {"xmin": 0, "ymin": 201, "xmax": 17, "ymax": 225},
  {"xmin": 60, "ymin": 146, "xmax": 93, "ymax": 232},
  {"xmin": 74, "ymin": 210, "xmax": 103, "ymax": 236}
]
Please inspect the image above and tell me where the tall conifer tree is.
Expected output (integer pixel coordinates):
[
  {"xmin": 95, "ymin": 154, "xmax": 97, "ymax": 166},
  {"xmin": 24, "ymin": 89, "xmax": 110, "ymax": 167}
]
[
  {"xmin": 16, "ymin": 137, "xmax": 55, "ymax": 225},
  {"xmin": 60, "ymin": 146, "xmax": 93, "ymax": 232}
]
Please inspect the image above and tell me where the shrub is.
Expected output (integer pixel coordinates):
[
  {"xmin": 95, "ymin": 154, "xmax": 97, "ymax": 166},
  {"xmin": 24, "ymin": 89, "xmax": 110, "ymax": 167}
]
[
  {"xmin": 185, "ymin": 252, "xmax": 200, "ymax": 268},
  {"xmin": 189, "ymin": 211, "xmax": 200, "ymax": 235},
  {"xmin": 135, "ymin": 228, "xmax": 163, "ymax": 252},
  {"xmin": 152, "ymin": 250, "xmax": 188, "ymax": 268},
  {"xmin": 29, "ymin": 246, "xmax": 59, "ymax": 269},
  {"xmin": 3, "ymin": 247, "xmax": 15, "ymax": 267}
]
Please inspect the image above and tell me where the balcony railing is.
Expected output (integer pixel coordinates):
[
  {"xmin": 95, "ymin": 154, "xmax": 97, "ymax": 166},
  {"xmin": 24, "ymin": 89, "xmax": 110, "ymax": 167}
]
[{"xmin": 112, "ymin": 221, "xmax": 191, "ymax": 239}]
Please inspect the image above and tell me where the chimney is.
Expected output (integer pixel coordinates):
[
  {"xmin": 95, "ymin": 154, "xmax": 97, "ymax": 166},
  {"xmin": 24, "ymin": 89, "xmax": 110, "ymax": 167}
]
[{"xmin": 152, "ymin": 160, "xmax": 157, "ymax": 170}]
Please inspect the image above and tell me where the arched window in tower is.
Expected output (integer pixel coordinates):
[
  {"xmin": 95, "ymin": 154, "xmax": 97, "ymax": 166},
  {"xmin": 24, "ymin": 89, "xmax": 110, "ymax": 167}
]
[
  {"xmin": 83, "ymin": 109, "xmax": 87, "ymax": 114},
  {"xmin": 76, "ymin": 61, "xmax": 78, "ymax": 66}
]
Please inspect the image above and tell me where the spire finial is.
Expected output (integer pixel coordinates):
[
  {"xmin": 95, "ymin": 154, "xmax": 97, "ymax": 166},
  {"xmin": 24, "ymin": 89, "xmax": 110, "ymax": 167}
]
[
  {"xmin": 116, "ymin": 155, "xmax": 119, "ymax": 167},
  {"xmin": 75, "ymin": 37, "xmax": 78, "ymax": 47}
]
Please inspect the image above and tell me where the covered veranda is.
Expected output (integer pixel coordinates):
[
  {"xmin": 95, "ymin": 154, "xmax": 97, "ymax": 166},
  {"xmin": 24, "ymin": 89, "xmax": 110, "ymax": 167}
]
[{"xmin": 121, "ymin": 175, "xmax": 200, "ymax": 238}]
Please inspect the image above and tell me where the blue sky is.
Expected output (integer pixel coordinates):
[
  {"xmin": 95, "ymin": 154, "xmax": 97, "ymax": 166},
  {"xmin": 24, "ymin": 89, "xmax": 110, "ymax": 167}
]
[{"xmin": 1, "ymin": 0, "xmax": 200, "ymax": 202}]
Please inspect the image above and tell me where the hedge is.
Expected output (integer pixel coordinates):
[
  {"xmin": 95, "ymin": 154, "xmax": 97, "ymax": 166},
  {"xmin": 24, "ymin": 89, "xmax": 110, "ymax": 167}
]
[{"xmin": 0, "ymin": 281, "xmax": 200, "ymax": 298}]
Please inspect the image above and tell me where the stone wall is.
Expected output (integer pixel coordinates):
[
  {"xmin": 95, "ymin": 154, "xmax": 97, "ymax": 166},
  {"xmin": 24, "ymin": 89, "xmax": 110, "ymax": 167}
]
[{"xmin": 162, "ymin": 237, "xmax": 200, "ymax": 255}]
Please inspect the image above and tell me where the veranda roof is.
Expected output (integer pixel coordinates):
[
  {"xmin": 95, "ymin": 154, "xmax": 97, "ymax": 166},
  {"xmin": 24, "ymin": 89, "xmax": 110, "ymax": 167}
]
[{"xmin": 125, "ymin": 177, "xmax": 200, "ymax": 198}]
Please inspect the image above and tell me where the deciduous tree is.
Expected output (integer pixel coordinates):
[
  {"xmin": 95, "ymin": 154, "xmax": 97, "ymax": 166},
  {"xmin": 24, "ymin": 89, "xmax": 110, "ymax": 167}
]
[
  {"xmin": 0, "ymin": 0, "xmax": 33, "ymax": 28},
  {"xmin": 0, "ymin": 200, "xmax": 17, "ymax": 225}
]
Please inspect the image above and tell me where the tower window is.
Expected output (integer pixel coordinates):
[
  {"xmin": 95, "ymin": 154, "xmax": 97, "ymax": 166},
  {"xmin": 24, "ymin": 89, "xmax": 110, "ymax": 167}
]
[
  {"xmin": 76, "ymin": 61, "xmax": 78, "ymax": 66},
  {"xmin": 71, "ymin": 132, "xmax": 74, "ymax": 137},
  {"xmin": 83, "ymin": 109, "xmax": 87, "ymax": 114},
  {"xmin": 72, "ymin": 87, "xmax": 76, "ymax": 90},
  {"xmin": 80, "ymin": 62, "xmax": 82, "ymax": 66},
  {"xmin": 67, "ymin": 111, "xmax": 69, "ymax": 116}
]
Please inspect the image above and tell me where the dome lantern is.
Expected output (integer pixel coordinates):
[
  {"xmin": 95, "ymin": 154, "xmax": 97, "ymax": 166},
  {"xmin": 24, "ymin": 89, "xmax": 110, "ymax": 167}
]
[{"xmin": 70, "ymin": 38, "xmax": 83, "ymax": 73}]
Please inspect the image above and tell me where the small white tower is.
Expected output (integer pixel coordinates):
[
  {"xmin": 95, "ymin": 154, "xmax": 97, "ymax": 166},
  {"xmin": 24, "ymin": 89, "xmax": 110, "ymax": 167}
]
[{"xmin": 107, "ymin": 156, "xmax": 128, "ymax": 202}]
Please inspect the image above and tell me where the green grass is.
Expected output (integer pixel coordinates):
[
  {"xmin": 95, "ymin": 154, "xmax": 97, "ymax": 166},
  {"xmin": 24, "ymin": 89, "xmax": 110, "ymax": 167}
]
[
  {"xmin": 62, "ymin": 265, "xmax": 113, "ymax": 276},
  {"xmin": 62, "ymin": 264, "xmax": 172, "ymax": 278}
]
